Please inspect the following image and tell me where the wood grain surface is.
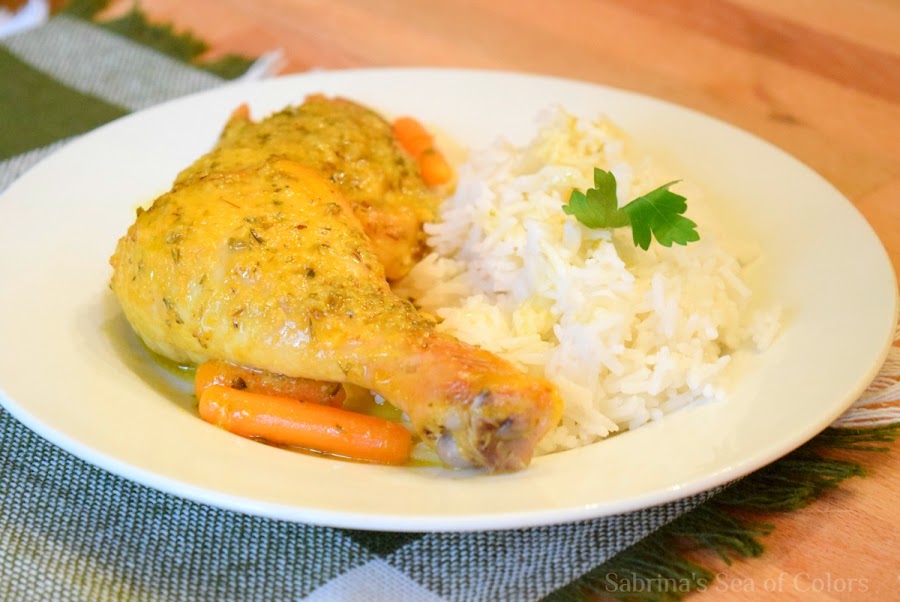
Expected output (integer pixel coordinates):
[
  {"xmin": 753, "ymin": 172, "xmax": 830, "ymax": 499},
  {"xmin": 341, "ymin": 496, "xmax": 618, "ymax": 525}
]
[{"xmin": 103, "ymin": 1, "xmax": 900, "ymax": 599}]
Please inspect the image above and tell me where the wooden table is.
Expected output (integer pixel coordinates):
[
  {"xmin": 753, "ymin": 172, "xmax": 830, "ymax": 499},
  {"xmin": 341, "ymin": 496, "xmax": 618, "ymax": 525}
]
[{"xmin": 103, "ymin": 1, "xmax": 900, "ymax": 599}]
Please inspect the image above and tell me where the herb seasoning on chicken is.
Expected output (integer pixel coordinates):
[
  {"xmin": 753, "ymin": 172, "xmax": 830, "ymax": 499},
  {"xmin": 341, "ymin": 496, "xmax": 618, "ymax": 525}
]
[{"xmin": 177, "ymin": 95, "xmax": 439, "ymax": 281}]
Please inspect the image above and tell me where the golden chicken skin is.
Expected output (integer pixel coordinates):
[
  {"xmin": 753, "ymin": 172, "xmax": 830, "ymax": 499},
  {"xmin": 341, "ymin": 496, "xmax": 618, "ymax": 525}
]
[
  {"xmin": 110, "ymin": 157, "xmax": 562, "ymax": 471},
  {"xmin": 176, "ymin": 95, "xmax": 438, "ymax": 281}
]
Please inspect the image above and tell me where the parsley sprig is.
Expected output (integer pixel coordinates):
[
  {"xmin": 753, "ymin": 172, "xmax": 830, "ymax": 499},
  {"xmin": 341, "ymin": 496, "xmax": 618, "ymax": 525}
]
[{"xmin": 562, "ymin": 168, "xmax": 700, "ymax": 250}]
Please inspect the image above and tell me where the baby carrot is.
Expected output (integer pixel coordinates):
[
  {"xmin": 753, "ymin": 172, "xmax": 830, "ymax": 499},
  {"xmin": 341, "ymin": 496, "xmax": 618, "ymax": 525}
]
[
  {"xmin": 195, "ymin": 360, "xmax": 344, "ymax": 407},
  {"xmin": 227, "ymin": 103, "xmax": 251, "ymax": 123},
  {"xmin": 199, "ymin": 385, "xmax": 412, "ymax": 465},
  {"xmin": 392, "ymin": 116, "xmax": 434, "ymax": 157},
  {"xmin": 418, "ymin": 149, "xmax": 453, "ymax": 188},
  {"xmin": 391, "ymin": 116, "xmax": 453, "ymax": 187}
]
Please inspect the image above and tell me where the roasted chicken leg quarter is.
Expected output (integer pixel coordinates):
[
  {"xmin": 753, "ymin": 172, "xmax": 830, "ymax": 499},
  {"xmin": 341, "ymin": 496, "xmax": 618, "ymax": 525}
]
[{"xmin": 110, "ymin": 155, "xmax": 562, "ymax": 471}]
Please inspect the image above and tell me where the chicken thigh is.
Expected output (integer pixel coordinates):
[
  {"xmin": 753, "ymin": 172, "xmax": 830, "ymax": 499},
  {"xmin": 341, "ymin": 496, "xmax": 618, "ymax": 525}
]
[
  {"xmin": 110, "ymin": 158, "xmax": 562, "ymax": 471},
  {"xmin": 176, "ymin": 95, "xmax": 438, "ymax": 281}
]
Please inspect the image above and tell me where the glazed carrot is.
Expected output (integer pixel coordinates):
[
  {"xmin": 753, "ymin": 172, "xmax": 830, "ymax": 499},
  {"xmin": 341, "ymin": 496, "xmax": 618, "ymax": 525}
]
[
  {"xmin": 229, "ymin": 103, "xmax": 251, "ymax": 121},
  {"xmin": 392, "ymin": 116, "xmax": 434, "ymax": 157},
  {"xmin": 391, "ymin": 116, "xmax": 453, "ymax": 186},
  {"xmin": 418, "ymin": 149, "xmax": 453, "ymax": 187},
  {"xmin": 199, "ymin": 385, "xmax": 412, "ymax": 465},
  {"xmin": 195, "ymin": 360, "xmax": 344, "ymax": 407}
]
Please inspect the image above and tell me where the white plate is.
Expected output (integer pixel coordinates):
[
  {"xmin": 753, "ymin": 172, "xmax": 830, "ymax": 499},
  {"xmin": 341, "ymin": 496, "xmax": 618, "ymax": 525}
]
[{"xmin": 0, "ymin": 69, "xmax": 896, "ymax": 532}]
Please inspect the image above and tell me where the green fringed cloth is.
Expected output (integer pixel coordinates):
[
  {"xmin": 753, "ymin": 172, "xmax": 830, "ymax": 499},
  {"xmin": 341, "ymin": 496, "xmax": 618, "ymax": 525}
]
[{"xmin": 1, "ymin": 4, "xmax": 898, "ymax": 601}]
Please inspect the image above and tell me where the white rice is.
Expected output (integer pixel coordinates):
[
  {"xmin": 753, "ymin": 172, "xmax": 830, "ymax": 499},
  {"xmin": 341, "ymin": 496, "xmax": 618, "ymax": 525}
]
[{"xmin": 394, "ymin": 107, "xmax": 779, "ymax": 453}]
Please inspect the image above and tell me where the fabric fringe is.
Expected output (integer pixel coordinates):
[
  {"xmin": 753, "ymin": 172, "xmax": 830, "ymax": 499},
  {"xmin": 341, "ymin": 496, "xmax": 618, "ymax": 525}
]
[
  {"xmin": 544, "ymin": 534, "xmax": 717, "ymax": 602},
  {"xmin": 61, "ymin": 0, "xmax": 260, "ymax": 79},
  {"xmin": 832, "ymin": 322, "xmax": 900, "ymax": 427}
]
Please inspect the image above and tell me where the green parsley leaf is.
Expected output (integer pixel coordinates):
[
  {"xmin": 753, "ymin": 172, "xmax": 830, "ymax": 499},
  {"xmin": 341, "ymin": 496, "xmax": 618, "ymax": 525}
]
[
  {"xmin": 622, "ymin": 182, "xmax": 699, "ymax": 250},
  {"xmin": 562, "ymin": 168, "xmax": 628, "ymax": 228},
  {"xmin": 562, "ymin": 168, "xmax": 699, "ymax": 250}
]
